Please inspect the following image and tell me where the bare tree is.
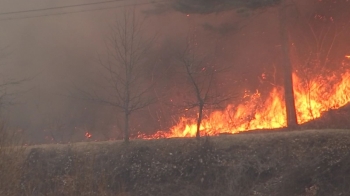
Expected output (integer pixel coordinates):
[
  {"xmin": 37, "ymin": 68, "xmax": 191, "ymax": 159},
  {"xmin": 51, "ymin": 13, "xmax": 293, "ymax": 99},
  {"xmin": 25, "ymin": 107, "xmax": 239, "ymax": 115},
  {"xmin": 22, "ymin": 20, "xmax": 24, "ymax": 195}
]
[
  {"xmin": 174, "ymin": 33, "xmax": 230, "ymax": 140},
  {"xmin": 80, "ymin": 9, "xmax": 156, "ymax": 142}
]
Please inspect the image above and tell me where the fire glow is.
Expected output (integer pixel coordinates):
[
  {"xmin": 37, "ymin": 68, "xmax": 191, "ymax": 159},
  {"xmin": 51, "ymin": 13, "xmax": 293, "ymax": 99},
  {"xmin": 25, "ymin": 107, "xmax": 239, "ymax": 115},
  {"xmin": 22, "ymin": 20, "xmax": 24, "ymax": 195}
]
[
  {"xmin": 85, "ymin": 132, "xmax": 92, "ymax": 139},
  {"xmin": 140, "ymin": 68, "xmax": 350, "ymax": 139}
]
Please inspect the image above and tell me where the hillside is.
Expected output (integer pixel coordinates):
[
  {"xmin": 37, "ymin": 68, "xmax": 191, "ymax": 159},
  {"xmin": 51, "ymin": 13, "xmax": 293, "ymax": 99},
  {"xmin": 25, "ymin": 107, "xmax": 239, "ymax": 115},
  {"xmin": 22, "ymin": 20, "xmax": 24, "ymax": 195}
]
[
  {"xmin": 301, "ymin": 103, "xmax": 350, "ymax": 129},
  {"xmin": 2, "ymin": 129, "xmax": 350, "ymax": 196}
]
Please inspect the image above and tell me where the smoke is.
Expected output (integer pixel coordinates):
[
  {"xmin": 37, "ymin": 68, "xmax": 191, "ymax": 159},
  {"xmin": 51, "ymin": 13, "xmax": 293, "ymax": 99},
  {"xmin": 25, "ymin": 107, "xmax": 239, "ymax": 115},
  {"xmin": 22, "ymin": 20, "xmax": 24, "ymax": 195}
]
[
  {"xmin": 0, "ymin": 0, "xmax": 349, "ymax": 143},
  {"xmin": 0, "ymin": 1, "xmax": 282, "ymax": 143}
]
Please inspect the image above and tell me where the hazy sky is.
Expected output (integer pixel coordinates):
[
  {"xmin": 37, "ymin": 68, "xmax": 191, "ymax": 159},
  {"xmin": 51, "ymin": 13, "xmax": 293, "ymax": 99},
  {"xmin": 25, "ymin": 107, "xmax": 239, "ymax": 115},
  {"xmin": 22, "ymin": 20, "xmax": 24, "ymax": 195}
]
[
  {"xmin": 0, "ymin": 1, "xmax": 159, "ymax": 139},
  {"xmin": 0, "ymin": 0, "xmax": 195, "ymax": 94},
  {"xmin": 0, "ymin": 1, "xmax": 211, "ymax": 141},
  {"xmin": 0, "ymin": 0, "xmax": 287, "ymax": 142}
]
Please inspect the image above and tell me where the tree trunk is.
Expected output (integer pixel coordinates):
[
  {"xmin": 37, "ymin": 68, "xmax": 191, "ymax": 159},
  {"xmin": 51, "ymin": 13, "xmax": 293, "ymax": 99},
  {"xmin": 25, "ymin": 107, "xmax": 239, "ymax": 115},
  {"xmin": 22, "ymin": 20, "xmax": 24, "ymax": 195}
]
[
  {"xmin": 279, "ymin": 0, "xmax": 298, "ymax": 129},
  {"xmin": 124, "ymin": 111, "xmax": 130, "ymax": 142},
  {"xmin": 196, "ymin": 103, "xmax": 204, "ymax": 140}
]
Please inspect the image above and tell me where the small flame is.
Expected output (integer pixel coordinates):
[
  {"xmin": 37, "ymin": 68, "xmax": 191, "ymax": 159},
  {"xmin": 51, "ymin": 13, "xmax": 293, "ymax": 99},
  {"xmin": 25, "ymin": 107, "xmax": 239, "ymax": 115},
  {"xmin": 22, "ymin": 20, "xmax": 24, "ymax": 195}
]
[
  {"xmin": 346, "ymin": 55, "xmax": 350, "ymax": 59},
  {"xmin": 85, "ymin": 132, "xmax": 92, "ymax": 139}
]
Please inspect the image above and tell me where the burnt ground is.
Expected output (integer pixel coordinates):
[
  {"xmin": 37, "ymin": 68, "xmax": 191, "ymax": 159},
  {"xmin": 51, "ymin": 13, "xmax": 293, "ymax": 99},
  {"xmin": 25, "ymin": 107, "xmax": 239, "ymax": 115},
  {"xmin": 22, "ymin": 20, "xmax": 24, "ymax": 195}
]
[{"xmin": 8, "ymin": 128, "xmax": 350, "ymax": 196}]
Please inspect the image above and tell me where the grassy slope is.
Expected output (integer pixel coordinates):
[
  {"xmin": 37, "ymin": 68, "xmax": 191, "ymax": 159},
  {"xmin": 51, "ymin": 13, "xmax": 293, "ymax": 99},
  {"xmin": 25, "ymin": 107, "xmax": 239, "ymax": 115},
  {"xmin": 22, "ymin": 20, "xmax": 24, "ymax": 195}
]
[{"xmin": 3, "ymin": 129, "xmax": 350, "ymax": 196}]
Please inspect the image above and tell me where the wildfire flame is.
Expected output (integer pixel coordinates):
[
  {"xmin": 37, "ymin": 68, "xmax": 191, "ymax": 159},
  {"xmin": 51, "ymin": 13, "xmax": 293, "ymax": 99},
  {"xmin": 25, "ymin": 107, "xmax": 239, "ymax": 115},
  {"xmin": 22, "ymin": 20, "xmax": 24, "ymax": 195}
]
[
  {"xmin": 85, "ymin": 132, "xmax": 92, "ymax": 139},
  {"xmin": 140, "ymin": 67, "xmax": 350, "ymax": 139}
]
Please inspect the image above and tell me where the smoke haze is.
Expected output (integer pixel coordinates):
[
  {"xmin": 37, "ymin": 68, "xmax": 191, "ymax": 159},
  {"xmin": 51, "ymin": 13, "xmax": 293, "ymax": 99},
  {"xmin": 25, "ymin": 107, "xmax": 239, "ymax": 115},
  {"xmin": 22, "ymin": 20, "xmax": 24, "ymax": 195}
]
[{"xmin": 0, "ymin": 0, "xmax": 349, "ymax": 143}]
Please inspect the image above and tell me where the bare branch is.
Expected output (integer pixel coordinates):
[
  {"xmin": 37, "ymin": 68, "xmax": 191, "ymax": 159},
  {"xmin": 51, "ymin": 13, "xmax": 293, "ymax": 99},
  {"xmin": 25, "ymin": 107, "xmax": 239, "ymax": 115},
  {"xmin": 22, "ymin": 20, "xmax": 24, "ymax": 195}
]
[{"xmin": 73, "ymin": 8, "xmax": 156, "ymax": 142}]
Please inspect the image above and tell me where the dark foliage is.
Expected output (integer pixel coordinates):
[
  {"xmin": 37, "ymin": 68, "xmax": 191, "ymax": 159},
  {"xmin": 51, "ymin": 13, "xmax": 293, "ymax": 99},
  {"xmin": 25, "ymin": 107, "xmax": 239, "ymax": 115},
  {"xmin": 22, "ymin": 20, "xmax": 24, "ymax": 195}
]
[{"xmin": 172, "ymin": 0, "xmax": 281, "ymax": 14}]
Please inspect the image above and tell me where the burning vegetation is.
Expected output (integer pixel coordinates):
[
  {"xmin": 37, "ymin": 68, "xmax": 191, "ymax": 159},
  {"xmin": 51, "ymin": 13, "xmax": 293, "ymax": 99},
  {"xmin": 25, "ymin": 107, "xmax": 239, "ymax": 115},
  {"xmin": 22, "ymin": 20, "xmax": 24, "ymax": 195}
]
[
  {"xmin": 3, "ymin": 1, "xmax": 350, "ymax": 196},
  {"xmin": 140, "ymin": 63, "xmax": 350, "ymax": 139},
  {"xmin": 1, "ymin": 0, "xmax": 349, "ymax": 144},
  {"xmin": 134, "ymin": 0, "xmax": 350, "ymax": 140}
]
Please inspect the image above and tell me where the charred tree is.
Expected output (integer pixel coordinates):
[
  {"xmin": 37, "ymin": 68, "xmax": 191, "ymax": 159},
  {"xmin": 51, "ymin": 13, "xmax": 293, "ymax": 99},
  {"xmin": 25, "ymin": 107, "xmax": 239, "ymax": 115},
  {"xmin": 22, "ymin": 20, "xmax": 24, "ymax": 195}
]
[{"xmin": 279, "ymin": 0, "xmax": 298, "ymax": 129}]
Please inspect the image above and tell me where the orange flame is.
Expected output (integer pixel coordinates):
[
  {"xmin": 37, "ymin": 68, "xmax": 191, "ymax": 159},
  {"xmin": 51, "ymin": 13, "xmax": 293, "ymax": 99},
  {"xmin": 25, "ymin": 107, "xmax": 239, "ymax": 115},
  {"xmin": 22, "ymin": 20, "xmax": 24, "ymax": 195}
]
[
  {"xmin": 140, "ymin": 69, "xmax": 350, "ymax": 139},
  {"xmin": 85, "ymin": 132, "xmax": 92, "ymax": 139}
]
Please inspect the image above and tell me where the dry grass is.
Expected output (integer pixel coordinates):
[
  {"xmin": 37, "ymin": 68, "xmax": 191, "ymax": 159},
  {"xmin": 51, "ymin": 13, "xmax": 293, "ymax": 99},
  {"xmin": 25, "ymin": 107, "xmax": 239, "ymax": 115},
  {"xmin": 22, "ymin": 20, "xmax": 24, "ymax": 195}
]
[
  {"xmin": 2, "ymin": 129, "xmax": 350, "ymax": 195},
  {"xmin": 20, "ymin": 144, "xmax": 132, "ymax": 196},
  {"xmin": 0, "ymin": 124, "xmax": 25, "ymax": 195},
  {"xmin": 0, "ymin": 127, "xmax": 130, "ymax": 196}
]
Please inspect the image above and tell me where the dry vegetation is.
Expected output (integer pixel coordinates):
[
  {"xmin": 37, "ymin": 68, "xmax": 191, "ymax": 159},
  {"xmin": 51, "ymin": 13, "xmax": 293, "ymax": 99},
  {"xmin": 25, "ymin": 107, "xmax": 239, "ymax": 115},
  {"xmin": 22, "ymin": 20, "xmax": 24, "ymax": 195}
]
[
  {"xmin": 0, "ymin": 124, "xmax": 25, "ymax": 195},
  {"xmin": 2, "ymin": 129, "xmax": 350, "ymax": 195}
]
